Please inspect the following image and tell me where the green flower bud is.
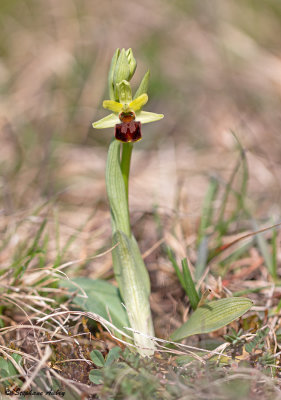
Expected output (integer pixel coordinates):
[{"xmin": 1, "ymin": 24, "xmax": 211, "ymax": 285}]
[
  {"xmin": 126, "ymin": 48, "xmax": 137, "ymax": 80},
  {"xmin": 108, "ymin": 48, "xmax": 120, "ymax": 101},
  {"xmin": 113, "ymin": 49, "xmax": 131, "ymax": 100}
]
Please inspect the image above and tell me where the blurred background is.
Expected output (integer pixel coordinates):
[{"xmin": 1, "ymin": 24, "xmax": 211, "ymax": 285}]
[{"xmin": 1, "ymin": 0, "xmax": 281, "ymax": 280}]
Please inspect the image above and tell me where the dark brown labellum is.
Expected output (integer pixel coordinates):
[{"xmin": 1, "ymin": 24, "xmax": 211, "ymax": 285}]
[{"xmin": 115, "ymin": 121, "xmax": 142, "ymax": 143}]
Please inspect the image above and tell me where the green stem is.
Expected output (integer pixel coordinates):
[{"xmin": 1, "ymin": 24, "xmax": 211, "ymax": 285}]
[{"xmin": 120, "ymin": 143, "xmax": 133, "ymax": 205}]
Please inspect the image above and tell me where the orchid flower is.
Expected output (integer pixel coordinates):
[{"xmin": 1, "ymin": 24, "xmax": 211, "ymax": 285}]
[{"xmin": 92, "ymin": 79, "xmax": 163, "ymax": 142}]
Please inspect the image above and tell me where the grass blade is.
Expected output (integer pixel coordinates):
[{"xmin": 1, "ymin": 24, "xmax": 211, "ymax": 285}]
[
  {"xmin": 253, "ymin": 219, "xmax": 275, "ymax": 280},
  {"xmin": 197, "ymin": 176, "xmax": 218, "ymax": 243},
  {"xmin": 181, "ymin": 258, "xmax": 200, "ymax": 310},
  {"xmin": 166, "ymin": 247, "xmax": 186, "ymax": 291},
  {"xmin": 195, "ymin": 236, "xmax": 209, "ymax": 281}
]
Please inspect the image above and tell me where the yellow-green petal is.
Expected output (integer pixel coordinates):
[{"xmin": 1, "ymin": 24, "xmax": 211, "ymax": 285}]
[
  {"xmin": 137, "ymin": 111, "xmax": 164, "ymax": 124},
  {"xmin": 103, "ymin": 100, "xmax": 123, "ymax": 113},
  {"xmin": 129, "ymin": 94, "xmax": 148, "ymax": 112},
  {"xmin": 92, "ymin": 113, "xmax": 119, "ymax": 129}
]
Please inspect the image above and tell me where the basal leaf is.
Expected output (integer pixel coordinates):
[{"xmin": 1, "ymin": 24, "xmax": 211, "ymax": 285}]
[
  {"xmin": 89, "ymin": 369, "xmax": 104, "ymax": 385},
  {"xmin": 112, "ymin": 230, "xmax": 155, "ymax": 356},
  {"xmin": 170, "ymin": 297, "xmax": 253, "ymax": 342},
  {"xmin": 90, "ymin": 350, "xmax": 105, "ymax": 367},
  {"xmin": 105, "ymin": 346, "xmax": 121, "ymax": 366},
  {"xmin": 61, "ymin": 278, "xmax": 130, "ymax": 335}
]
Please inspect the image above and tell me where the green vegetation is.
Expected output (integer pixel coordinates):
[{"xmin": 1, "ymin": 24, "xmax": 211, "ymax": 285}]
[{"xmin": 0, "ymin": 1, "xmax": 281, "ymax": 399}]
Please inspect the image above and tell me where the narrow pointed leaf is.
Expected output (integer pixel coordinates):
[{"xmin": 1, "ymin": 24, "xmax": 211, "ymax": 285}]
[
  {"xmin": 166, "ymin": 247, "xmax": 186, "ymax": 291},
  {"xmin": 92, "ymin": 113, "xmax": 119, "ymax": 129},
  {"xmin": 170, "ymin": 297, "xmax": 253, "ymax": 341},
  {"xmin": 134, "ymin": 70, "xmax": 150, "ymax": 99},
  {"xmin": 137, "ymin": 111, "xmax": 164, "ymax": 124}
]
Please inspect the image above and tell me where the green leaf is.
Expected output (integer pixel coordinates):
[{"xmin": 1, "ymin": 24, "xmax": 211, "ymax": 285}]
[
  {"xmin": 89, "ymin": 368, "xmax": 104, "ymax": 384},
  {"xmin": 12, "ymin": 354, "xmax": 22, "ymax": 364},
  {"xmin": 105, "ymin": 346, "xmax": 121, "ymax": 366},
  {"xmin": 7, "ymin": 360, "xmax": 19, "ymax": 376},
  {"xmin": 112, "ymin": 230, "xmax": 155, "ymax": 356},
  {"xmin": 181, "ymin": 258, "xmax": 200, "ymax": 310},
  {"xmin": 134, "ymin": 70, "xmax": 150, "ymax": 99},
  {"xmin": 245, "ymin": 327, "xmax": 269, "ymax": 353},
  {"xmin": 0, "ymin": 368, "xmax": 10, "ymax": 386},
  {"xmin": 170, "ymin": 297, "xmax": 253, "ymax": 342},
  {"xmin": 129, "ymin": 234, "xmax": 151, "ymax": 295},
  {"xmin": 0, "ymin": 356, "xmax": 8, "ymax": 372},
  {"xmin": 90, "ymin": 350, "xmax": 105, "ymax": 367},
  {"xmin": 61, "ymin": 278, "xmax": 130, "ymax": 335}
]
